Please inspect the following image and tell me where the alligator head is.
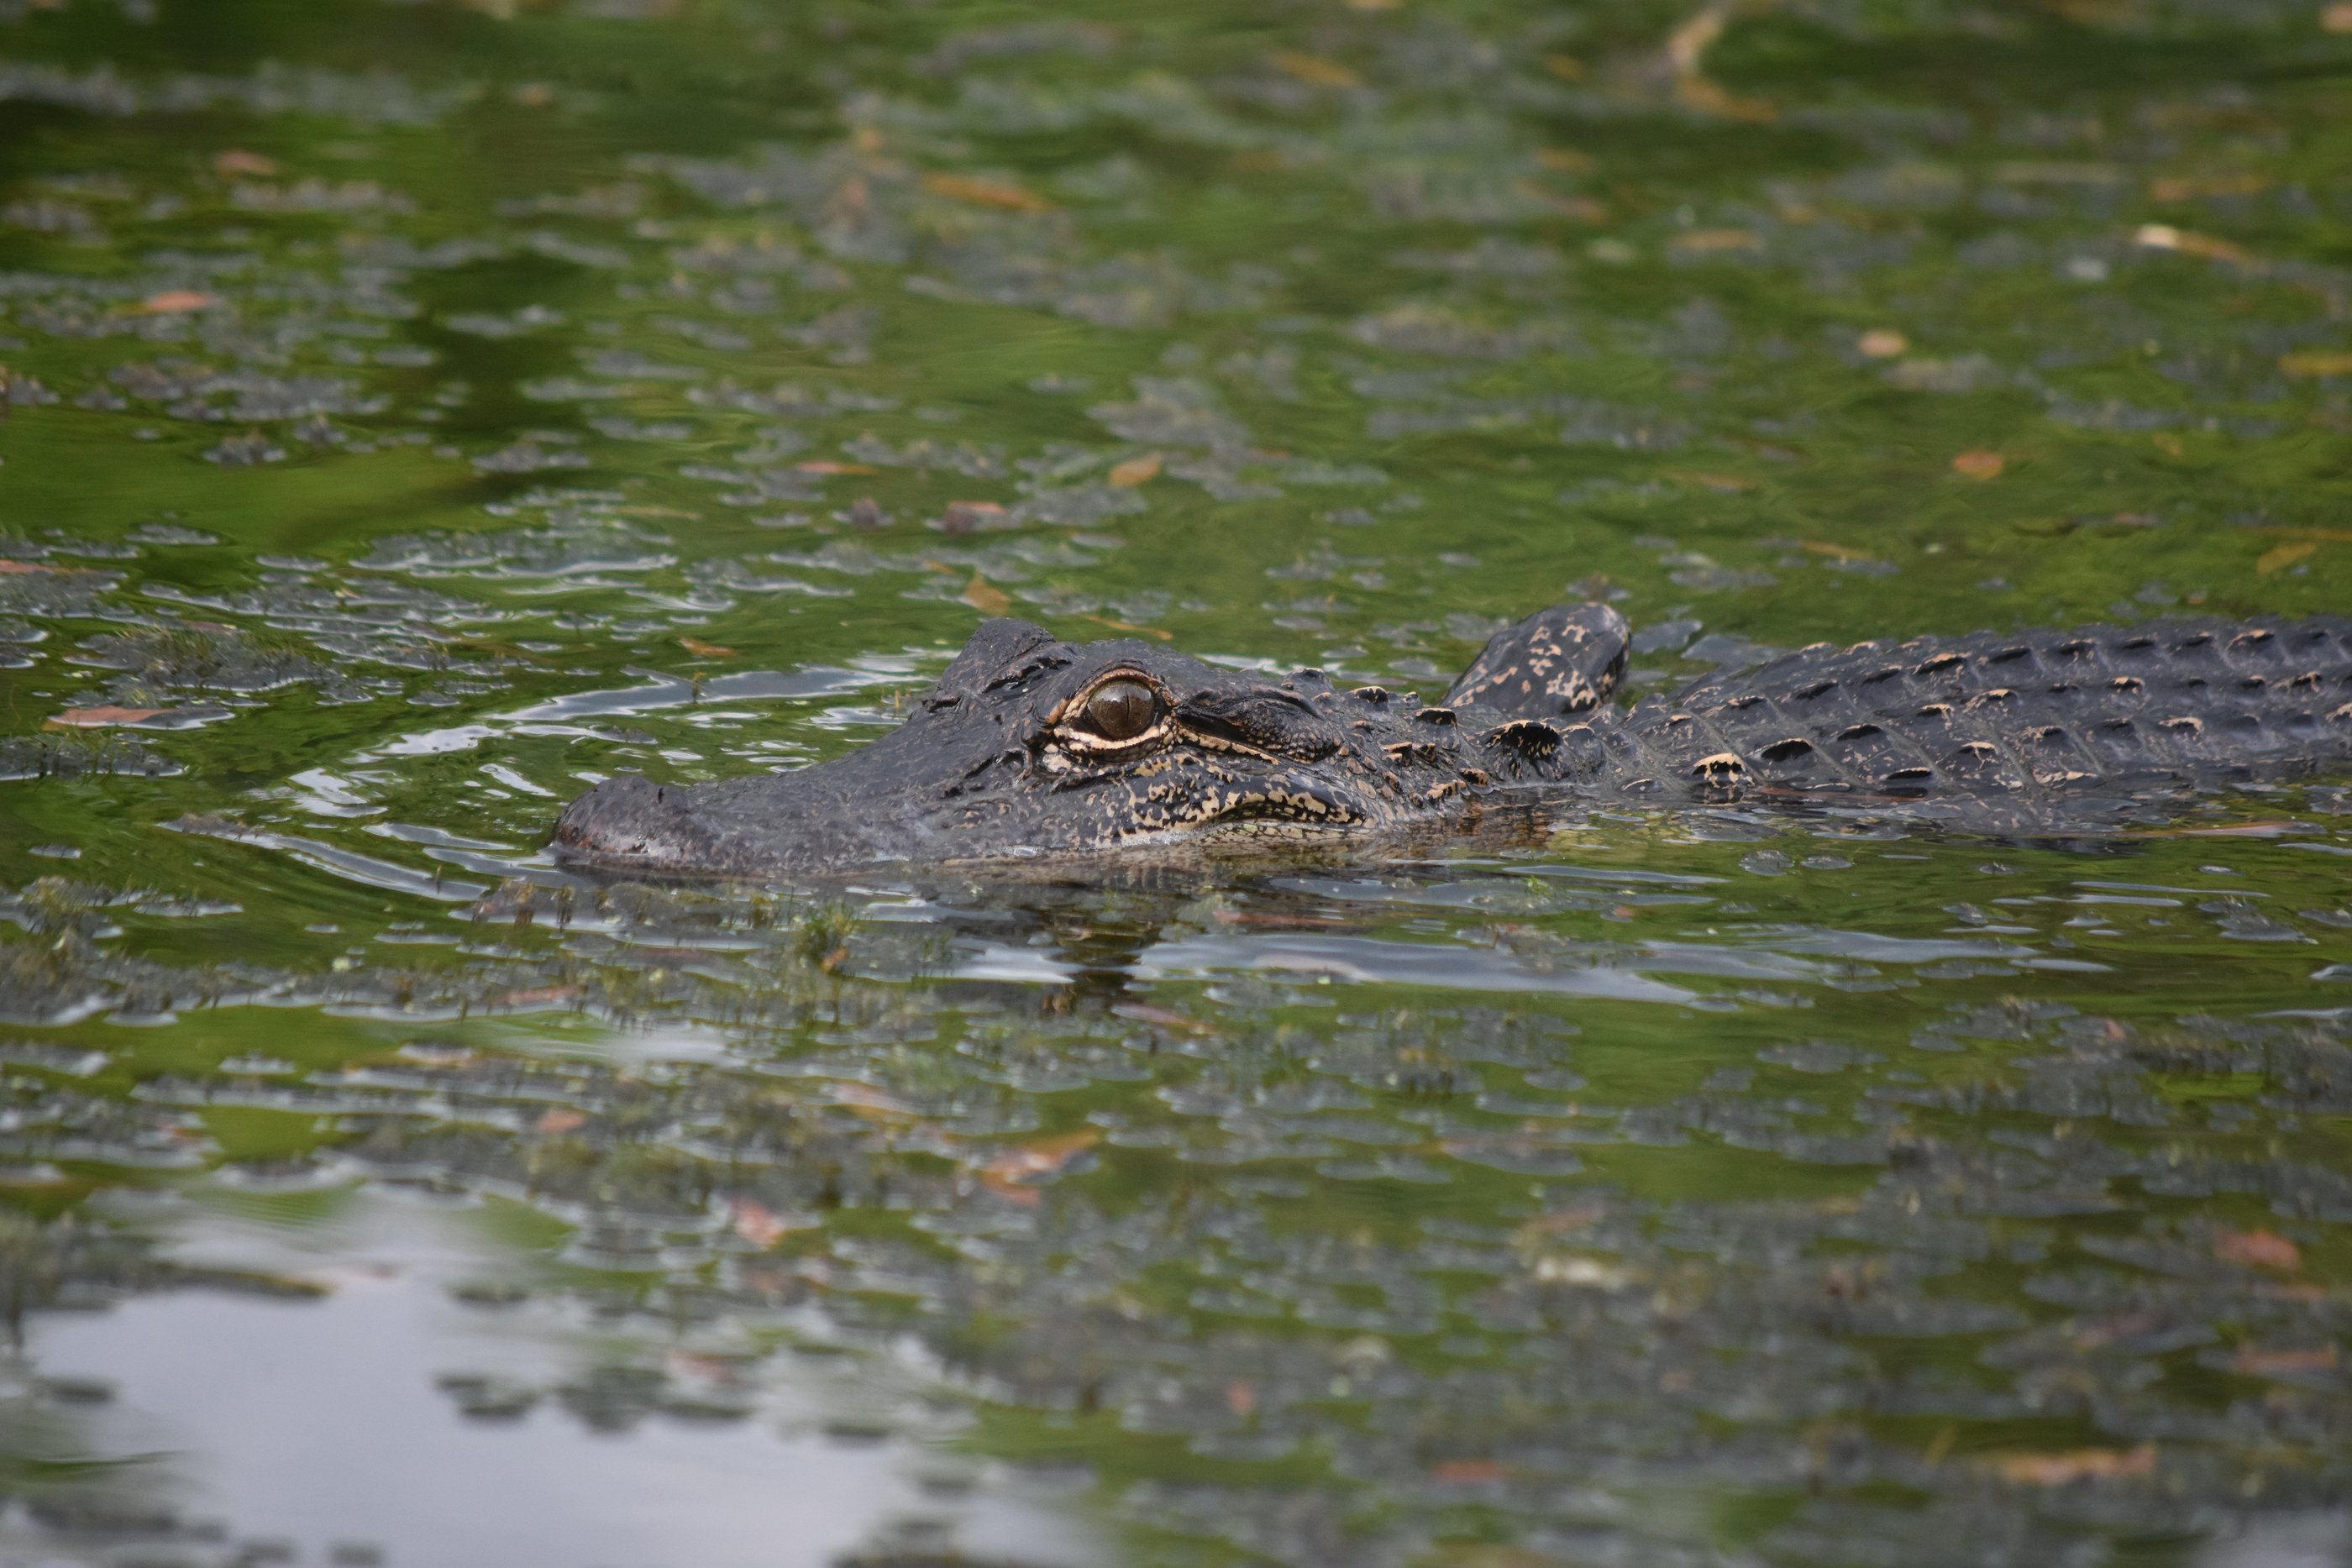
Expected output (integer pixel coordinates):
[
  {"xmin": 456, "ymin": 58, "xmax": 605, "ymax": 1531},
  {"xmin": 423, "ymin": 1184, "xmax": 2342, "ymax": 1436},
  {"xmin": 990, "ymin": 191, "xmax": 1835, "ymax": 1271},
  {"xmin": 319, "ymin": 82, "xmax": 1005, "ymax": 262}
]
[{"xmin": 553, "ymin": 606, "xmax": 1630, "ymax": 875}]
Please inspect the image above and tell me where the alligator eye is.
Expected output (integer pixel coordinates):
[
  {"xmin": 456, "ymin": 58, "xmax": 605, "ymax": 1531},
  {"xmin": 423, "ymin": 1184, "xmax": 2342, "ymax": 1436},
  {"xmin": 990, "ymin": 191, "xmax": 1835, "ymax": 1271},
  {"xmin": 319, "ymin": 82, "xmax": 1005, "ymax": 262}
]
[{"xmin": 1084, "ymin": 679, "xmax": 1160, "ymax": 741}]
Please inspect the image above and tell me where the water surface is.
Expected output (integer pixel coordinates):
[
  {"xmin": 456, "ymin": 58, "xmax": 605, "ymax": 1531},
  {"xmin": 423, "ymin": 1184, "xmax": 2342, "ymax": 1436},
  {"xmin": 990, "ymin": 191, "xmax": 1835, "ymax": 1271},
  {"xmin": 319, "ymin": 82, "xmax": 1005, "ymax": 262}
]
[{"xmin": 0, "ymin": 0, "xmax": 2349, "ymax": 1563}]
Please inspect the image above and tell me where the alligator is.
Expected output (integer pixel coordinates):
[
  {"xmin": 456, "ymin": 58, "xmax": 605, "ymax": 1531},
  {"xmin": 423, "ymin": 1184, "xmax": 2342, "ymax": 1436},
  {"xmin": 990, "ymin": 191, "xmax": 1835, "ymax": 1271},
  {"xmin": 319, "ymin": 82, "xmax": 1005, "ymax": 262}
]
[{"xmin": 553, "ymin": 604, "xmax": 2352, "ymax": 875}]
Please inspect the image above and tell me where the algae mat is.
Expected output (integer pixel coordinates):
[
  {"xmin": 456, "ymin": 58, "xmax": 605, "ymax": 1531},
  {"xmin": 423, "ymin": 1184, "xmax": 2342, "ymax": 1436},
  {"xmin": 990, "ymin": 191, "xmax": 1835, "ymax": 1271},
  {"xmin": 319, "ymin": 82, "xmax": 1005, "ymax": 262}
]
[{"xmin": 0, "ymin": 0, "xmax": 2349, "ymax": 1564}]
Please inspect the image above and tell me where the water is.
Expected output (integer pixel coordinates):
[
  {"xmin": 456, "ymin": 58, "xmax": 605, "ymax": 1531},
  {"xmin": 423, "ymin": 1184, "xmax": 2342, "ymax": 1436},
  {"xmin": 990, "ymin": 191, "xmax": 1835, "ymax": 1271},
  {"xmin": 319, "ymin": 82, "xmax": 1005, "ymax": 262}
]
[{"xmin": 1, "ymin": 1, "xmax": 2349, "ymax": 1563}]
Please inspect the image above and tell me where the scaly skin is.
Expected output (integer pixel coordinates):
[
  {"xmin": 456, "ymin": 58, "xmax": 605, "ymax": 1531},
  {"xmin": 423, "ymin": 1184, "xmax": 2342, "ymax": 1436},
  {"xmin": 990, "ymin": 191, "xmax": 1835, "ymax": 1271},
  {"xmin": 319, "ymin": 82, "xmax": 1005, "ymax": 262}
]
[{"xmin": 552, "ymin": 605, "xmax": 2352, "ymax": 874}]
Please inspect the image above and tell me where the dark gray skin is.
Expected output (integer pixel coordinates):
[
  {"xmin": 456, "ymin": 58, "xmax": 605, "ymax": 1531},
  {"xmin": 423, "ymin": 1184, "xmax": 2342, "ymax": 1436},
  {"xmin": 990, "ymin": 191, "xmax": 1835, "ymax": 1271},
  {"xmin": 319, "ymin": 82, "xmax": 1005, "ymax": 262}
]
[{"xmin": 553, "ymin": 604, "xmax": 2352, "ymax": 875}]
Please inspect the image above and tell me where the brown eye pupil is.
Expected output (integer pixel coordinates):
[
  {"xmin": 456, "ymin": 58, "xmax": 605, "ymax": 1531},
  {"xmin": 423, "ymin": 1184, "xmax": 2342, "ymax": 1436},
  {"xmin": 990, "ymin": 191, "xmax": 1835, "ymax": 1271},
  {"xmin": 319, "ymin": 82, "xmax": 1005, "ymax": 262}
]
[{"xmin": 1085, "ymin": 679, "xmax": 1158, "ymax": 741}]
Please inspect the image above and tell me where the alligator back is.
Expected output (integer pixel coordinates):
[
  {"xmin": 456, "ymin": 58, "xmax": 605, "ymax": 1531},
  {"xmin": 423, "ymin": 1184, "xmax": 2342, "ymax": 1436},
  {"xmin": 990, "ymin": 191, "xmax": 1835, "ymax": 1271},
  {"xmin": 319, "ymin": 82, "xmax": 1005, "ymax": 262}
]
[
  {"xmin": 1558, "ymin": 616, "xmax": 2352, "ymax": 824},
  {"xmin": 1446, "ymin": 603, "xmax": 1630, "ymax": 719}
]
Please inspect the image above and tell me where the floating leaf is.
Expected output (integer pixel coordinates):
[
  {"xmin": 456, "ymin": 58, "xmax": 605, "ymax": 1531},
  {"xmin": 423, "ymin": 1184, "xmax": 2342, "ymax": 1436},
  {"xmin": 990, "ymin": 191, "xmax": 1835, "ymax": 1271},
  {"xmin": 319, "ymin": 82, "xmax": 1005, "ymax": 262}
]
[
  {"xmin": 213, "ymin": 149, "xmax": 281, "ymax": 178},
  {"xmin": 980, "ymin": 1129, "xmax": 1100, "ymax": 1183},
  {"xmin": 1993, "ymin": 1445, "xmax": 2155, "ymax": 1486},
  {"xmin": 133, "ymin": 291, "xmax": 218, "ymax": 315},
  {"xmin": 1667, "ymin": 4, "xmax": 1727, "ymax": 71},
  {"xmin": 920, "ymin": 172, "xmax": 1052, "ymax": 213},
  {"xmin": 730, "ymin": 1198, "xmax": 793, "ymax": 1249},
  {"xmin": 2134, "ymin": 223, "xmax": 2250, "ymax": 263},
  {"xmin": 1515, "ymin": 1204, "xmax": 1605, "ymax": 1242},
  {"xmin": 832, "ymin": 1083, "xmax": 916, "ymax": 1117},
  {"xmin": 1667, "ymin": 469, "xmax": 1756, "ymax": 493},
  {"xmin": 50, "ymin": 707, "xmax": 167, "ymax": 727},
  {"xmin": 2149, "ymin": 172, "xmax": 2268, "ymax": 202},
  {"xmin": 2212, "ymin": 1228, "xmax": 2300, "ymax": 1270},
  {"xmin": 1670, "ymin": 228, "xmax": 1760, "ymax": 254},
  {"xmin": 493, "ymin": 984, "xmax": 580, "ymax": 1009},
  {"xmin": 1108, "ymin": 452, "xmax": 1162, "ymax": 487},
  {"xmin": 1665, "ymin": 12, "xmax": 1773, "ymax": 121},
  {"xmin": 2279, "ymin": 350, "xmax": 2352, "ymax": 379},
  {"xmin": 679, "ymin": 637, "xmax": 738, "ymax": 658},
  {"xmin": 961, "ymin": 574, "xmax": 1012, "ymax": 616},
  {"xmin": 1270, "ymin": 51, "xmax": 1362, "ymax": 89},
  {"xmin": 979, "ymin": 1129, "xmax": 1100, "ymax": 1203},
  {"xmin": 1951, "ymin": 449, "xmax": 2006, "ymax": 480},
  {"xmin": 1082, "ymin": 614, "xmax": 1173, "ymax": 641},
  {"xmin": 1430, "ymin": 1460, "xmax": 1505, "ymax": 1485}
]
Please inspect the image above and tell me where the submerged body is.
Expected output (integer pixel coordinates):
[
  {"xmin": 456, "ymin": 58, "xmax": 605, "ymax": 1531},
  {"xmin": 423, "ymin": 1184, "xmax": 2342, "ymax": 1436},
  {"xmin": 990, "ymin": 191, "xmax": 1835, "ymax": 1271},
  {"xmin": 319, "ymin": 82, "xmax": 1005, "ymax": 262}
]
[{"xmin": 554, "ymin": 605, "xmax": 2352, "ymax": 874}]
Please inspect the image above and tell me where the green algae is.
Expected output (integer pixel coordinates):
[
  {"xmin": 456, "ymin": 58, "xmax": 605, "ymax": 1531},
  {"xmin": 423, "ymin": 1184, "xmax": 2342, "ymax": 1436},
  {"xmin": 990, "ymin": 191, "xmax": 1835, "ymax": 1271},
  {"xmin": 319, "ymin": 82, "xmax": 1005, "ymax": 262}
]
[{"xmin": 0, "ymin": 0, "xmax": 2348, "ymax": 1564}]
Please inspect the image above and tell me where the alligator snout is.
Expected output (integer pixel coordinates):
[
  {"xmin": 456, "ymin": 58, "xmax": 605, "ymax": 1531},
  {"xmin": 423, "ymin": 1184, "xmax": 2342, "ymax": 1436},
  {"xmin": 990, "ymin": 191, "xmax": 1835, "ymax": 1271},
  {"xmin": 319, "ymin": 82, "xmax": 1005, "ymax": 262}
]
[{"xmin": 552, "ymin": 774, "xmax": 721, "ymax": 872}]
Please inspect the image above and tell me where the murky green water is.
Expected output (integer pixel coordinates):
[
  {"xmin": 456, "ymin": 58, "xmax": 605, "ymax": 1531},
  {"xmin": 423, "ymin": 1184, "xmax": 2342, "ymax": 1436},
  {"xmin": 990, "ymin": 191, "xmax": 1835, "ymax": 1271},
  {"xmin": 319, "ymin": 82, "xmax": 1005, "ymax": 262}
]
[{"xmin": 0, "ymin": 0, "xmax": 2349, "ymax": 1563}]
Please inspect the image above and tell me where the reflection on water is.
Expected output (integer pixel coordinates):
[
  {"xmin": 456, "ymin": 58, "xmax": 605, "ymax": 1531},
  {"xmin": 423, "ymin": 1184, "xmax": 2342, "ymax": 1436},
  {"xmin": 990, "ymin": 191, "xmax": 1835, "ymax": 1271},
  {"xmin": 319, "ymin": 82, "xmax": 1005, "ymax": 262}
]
[
  {"xmin": 13, "ymin": 1193, "xmax": 1100, "ymax": 1568},
  {"xmin": 0, "ymin": 0, "xmax": 2349, "ymax": 1561}
]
